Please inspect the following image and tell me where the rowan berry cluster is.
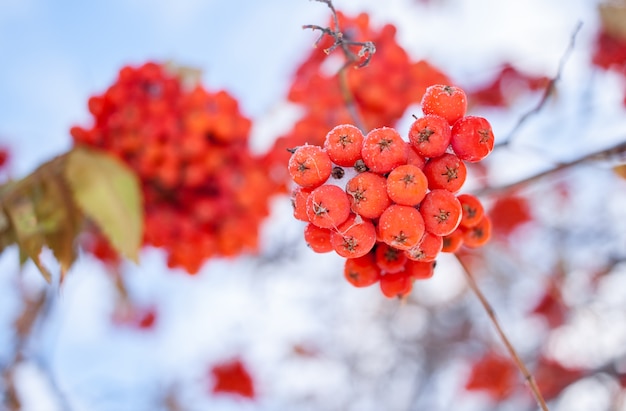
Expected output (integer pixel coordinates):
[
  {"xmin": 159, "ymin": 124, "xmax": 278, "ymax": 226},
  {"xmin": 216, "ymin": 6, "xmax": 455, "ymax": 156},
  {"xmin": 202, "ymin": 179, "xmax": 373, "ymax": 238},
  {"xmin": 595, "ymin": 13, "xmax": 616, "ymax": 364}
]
[
  {"xmin": 288, "ymin": 85, "xmax": 494, "ymax": 298},
  {"xmin": 70, "ymin": 61, "xmax": 277, "ymax": 273}
]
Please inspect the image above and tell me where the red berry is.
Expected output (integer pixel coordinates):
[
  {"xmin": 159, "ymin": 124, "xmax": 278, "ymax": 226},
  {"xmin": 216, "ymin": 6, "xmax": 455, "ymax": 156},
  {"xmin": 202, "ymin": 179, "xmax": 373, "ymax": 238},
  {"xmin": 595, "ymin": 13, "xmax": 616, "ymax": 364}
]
[
  {"xmin": 441, "ymin": 228, "xmax": 464, "ymax": 253},
  {"xmin": 331, "ymin": 214, "xmax": 377, "ymax": 258},
  {"xmin": 462, "ymin": 214, "xmax": 492, "ymax": 248},
  {"xmin": 385, "ymin": 164, "xmax": 428, "ymax": 206},
  {"xmin": 450, "ymin": 116, "xmax": 495, "ymax": 162},
  {"xmin": 344, "ymin": 252, "xmax": 381, "ymax": 287},
  {"xmin": 306, "ymin": 184, "xmax": 351, "ymax": 229},
  {"xmin": 375, "ymin": 242, "xmax": 408, "ymax": 274},
  {"xmin": 421, "ymin": 84, "xmax": 467, "ymax": 126},
  {"xmin": 457, "ymin": 193, "xmax": 485, "ymax": 228},
  {"xmin": 408, "ymin": 114, "xmax": 452, "ymax": 158},
  {"xmin": 324, "ymin": 124, "xmax": 365, "ymax": 166},
  {"xmin": 378, "ymin": 204, "xmax": 425, "ymax": 251},
  {"xmin": 380, "ymin": 271, "xmax": 413, "ymax": 298},
  {"xmin": 288, "ymin": 144, "xmax": 333, "ymax": 188},
  {"xmin": 404, "ymin": 259, "xmax": 436, "ymax": 280},
  {"xmin": 419, "ymin": 189, "xmax": 462, "ymax": 236},
  {"xmin": 303, "ymin": 223, "xmax": 334, "ymax": 253},
  {"xmin": 345, "ymin": 172, "xmax": 391, "ymax": 219},
  {"xmin": 423, "ymin": 153, "xmax": 467, "ymax": 193},
  {"xmin": 361, "ymin": 127, "xmax": 408, "ymax": 174},
  {"xmin": 405, "ymin": 232, "xmax": 443, "ymax": 262}
]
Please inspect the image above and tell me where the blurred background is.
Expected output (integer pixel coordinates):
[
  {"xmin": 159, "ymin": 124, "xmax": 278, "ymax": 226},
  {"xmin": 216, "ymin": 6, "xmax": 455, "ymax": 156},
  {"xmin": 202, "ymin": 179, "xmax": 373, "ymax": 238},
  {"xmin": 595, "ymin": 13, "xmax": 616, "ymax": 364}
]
[{"xmin": 2, "ymin": 0, "xmax": 626, "ymax": 410}]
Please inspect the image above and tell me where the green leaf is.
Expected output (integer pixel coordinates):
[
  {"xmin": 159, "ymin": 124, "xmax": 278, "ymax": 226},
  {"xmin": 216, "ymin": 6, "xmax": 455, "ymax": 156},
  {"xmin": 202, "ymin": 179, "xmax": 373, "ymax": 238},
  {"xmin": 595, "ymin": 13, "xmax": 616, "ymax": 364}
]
[{"xmin": 64, "ymin": 147, "xmax": 143, "ymax": 262}]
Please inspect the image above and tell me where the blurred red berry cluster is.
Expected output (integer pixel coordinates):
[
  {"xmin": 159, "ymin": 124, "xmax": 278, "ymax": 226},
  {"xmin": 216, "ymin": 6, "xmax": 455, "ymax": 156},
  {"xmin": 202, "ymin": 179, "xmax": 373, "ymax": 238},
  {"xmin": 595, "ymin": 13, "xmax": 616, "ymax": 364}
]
[{"xmin": 71, "ymin": 62, "xmax": 279, "ymax": 273}]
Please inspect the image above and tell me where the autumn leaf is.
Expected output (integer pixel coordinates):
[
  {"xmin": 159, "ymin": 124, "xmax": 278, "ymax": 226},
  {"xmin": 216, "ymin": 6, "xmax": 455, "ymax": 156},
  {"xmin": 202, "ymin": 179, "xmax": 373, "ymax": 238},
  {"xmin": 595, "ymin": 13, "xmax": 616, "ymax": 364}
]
[
  {"xmin": 209, "ymin": 358, "xmax": 256, "ymax": 399},
  {"xmin": 64, "ymin": 147, "xmax": 143, "ymax": 263},
  {"xmin": 465, "ymin": 352, "xmax": 518, "ymax": 400}
]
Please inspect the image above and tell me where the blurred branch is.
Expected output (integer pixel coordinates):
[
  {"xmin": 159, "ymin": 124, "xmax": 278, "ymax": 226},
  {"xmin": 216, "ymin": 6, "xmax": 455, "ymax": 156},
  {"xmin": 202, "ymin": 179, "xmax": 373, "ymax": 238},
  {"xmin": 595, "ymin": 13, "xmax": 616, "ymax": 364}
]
[
  {"xmin": 476, "ymin": 140, "xmax": 626, "ymax": 197},
  {"xmin": 456, "ymin": 255, "xmax": 550, "ymax": 411},
  {"xmin": 496, "ymin": 21, "xmax": 583, "ymax": 148},
  {"xmin": 2, "ymin": 285, "xmax": 73, "ymax": 411}
]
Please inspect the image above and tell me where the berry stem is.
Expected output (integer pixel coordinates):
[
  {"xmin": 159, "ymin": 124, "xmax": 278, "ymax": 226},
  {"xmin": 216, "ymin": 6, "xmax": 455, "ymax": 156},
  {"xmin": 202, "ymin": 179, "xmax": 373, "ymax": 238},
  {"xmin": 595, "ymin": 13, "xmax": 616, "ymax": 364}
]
[
  {"xmin": 338, "ymin": 67, "xmax": 367, "ymax": 133},
  {"xmin": 455, "ymin": 255, "xmax": 550, "ymax": 411}
]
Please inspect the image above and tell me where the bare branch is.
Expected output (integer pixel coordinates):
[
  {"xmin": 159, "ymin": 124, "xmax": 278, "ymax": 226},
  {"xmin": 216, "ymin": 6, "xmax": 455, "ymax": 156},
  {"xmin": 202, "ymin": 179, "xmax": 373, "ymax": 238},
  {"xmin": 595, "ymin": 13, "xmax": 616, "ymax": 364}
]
[
  {"xmin": 475, "ymin": 140, "xmax": 626, "ymax": 197},
  {"xmin": 496, "ymin": 21, "xmax": 583, "ymax": 148},
  {"xmin": 456, "ymin": 255, "xmax": 550, "ymax": 411}
]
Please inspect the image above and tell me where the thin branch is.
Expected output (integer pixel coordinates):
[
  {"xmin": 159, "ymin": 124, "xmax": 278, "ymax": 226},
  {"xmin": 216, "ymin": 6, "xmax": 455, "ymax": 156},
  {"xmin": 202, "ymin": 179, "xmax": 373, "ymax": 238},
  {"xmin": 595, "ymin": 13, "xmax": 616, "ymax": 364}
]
[
  {"xmin": 456, "ymin": 255, "xmax": 550, "ymax": 411},
  {"xmin": 303, "ymin": 0, "xmax": 373, "ymax": 132},
  {"xmin": 496, "ymin": 21, "xmax": 583, "ymax": 148},
  {"xmin": 475, "ymin": 140, "xmax": 626, "ymax": 197}
]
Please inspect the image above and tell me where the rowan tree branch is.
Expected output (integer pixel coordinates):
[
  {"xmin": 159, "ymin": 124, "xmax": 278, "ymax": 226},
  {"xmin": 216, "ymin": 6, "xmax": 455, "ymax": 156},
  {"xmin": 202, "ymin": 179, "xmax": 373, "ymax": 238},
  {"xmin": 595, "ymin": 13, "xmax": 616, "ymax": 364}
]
[
  {"xmin": 475, "ymin": 140, "xmax": 626, "ymax": 197},
  {"xmin": 456, "ymin": 254, "xmax": 550, "ymax": 411},
  {"xmin": 496, "ymin": 21, "xmax": 583, "ymax": 148}
]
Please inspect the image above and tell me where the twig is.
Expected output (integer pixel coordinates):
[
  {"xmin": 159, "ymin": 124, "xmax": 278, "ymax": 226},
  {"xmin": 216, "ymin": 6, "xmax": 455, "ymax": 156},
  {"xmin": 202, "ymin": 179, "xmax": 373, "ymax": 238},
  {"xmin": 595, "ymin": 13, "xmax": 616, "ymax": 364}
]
[
  {"xmin": 304, "ymin": 0, "xmax": 373, "ymax": 132},
  {"xmin": 303, "ymin": 0, "xmax": 376, "ymax": 68},
  {"xmin": 496, "ymin": 21, "xmax": 583, "ymax": 148},
  {"xmin": 475, "ymin": 140, "xmax": 626, "ymax": 197},
  {"xmin": 455, "ymin": 255, "xmax": 550, "ymax": 411}
]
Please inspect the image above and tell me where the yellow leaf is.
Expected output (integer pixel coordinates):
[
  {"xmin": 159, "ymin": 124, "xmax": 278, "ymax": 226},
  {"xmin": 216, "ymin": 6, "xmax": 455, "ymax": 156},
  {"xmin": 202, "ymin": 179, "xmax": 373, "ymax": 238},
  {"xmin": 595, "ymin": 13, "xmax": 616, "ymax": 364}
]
[
  {"xmin": 64, "ymin": 147, "xmax": 143, "ymax": 262},
  {"xmin": 34, "ymin": 173, "xmax": 82, "ymax": 281},
  {"xmin": 4, "ymin": 195, "xmax": 50, "ymax": 283},
  {"xmin": 614, "ymin": 164, "xmax": 626, "ymax": 180}
]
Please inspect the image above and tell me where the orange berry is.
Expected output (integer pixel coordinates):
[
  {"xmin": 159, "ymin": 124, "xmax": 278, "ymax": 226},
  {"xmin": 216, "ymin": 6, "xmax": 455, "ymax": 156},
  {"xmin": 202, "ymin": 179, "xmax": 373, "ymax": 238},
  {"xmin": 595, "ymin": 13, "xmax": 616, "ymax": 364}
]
[
  {"xmin": 303, "ymin": 223, "xmax": 334, "ymax": 253},
  {"xmin": 345, "ymin": 172, "xmax": 391, "ymax": 219},
  {"xmin": 423, "ymin": 153, "xmax": 467, "ymax": 193},
  {"xmin": 404, "ymin": 260, "xmax": 436, "ymax": 280},
  {"xmin": 361, "ymin": 127, "xmax": 408, "ymax": 174},
  {"xmin": 344, "ymin": 252, "xmax": 381, "ymax": 288},
  {"xmin": 457, "ymin": 193, "xmax": 485, "ymax": 228},
  {"xmin": 462, "ymin": 215, "xmax": 492, "ymax": 248},
  {"xmin": 375, "ymin": 242, "xmax": 408, "ymax": 274},
  {"xmin": 419, "ymin": 189, "xmax": 462, "ymax": 236},
  {"xmin": 288, "ymin": 144, "xmax": 333, "ymax": 188},
  {"xmin": 405, "ymin": 232, "xmax": 443, "ymax": 262},
  {"xmin": 379, "ymin": 272, "xmax": 413, "ymax": 298},
  {"xmin": 386, "ymin": 164, "xmax": 428, "ymax": 206},
  {"xmin": 323, "ymin": 124, "xmax": 364, "ymax": 166},
  {"xmin": 331, "ymin": 214, "xmax": 377, "ymax": 258},
  {"xmin": 378, "ymin": 204, "xmax": 425, "ymax": 251},
  {"xmin": 306, "ymin": 184, "xmax": 351, "ymax": 229},
  {"xmin": 441, "ymin": 228, "xmax": 464, "ymax": 253}
]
